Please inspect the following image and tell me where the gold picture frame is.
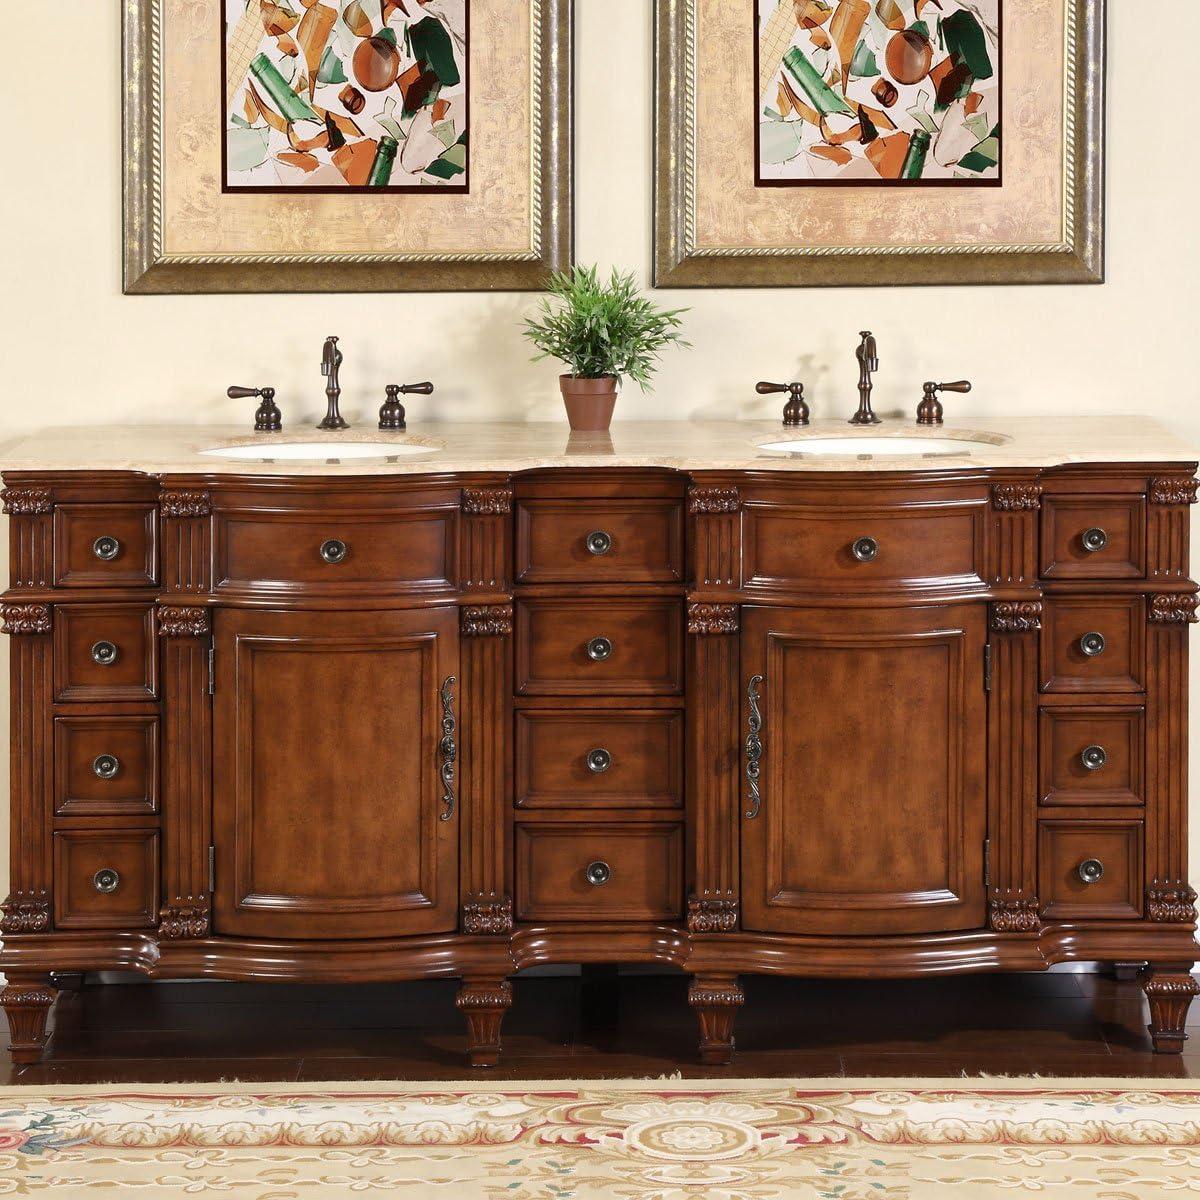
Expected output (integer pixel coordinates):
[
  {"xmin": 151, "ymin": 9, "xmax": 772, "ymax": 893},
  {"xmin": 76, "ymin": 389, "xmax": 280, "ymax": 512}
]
[
  {"xmin": 124, "ymin": 0, "xmax": 574, "ymax": 294},
  {"xmin": 654, "ymin": 0, "xmax": 1104, "ymax": 288}
]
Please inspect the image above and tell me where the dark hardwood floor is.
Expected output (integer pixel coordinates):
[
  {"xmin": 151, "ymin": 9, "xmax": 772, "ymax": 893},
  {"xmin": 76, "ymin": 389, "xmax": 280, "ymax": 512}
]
[{"xmin": 4, "ymin": 969, "xmax": 1200, "ymax": 1085}]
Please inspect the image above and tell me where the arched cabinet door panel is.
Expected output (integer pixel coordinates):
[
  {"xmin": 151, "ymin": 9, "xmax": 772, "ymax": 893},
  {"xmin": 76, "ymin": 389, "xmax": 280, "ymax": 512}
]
[
  {"xmin": 740, "ymin": 603, "xmax": 987, "ymax": 937},
  {"xmin": 212, "ymin": 606, "xmax": 459, "ymax": 940}
]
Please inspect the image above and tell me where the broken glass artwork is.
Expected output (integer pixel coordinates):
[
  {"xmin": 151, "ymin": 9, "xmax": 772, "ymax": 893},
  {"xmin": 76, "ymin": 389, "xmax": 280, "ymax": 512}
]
[
  {"xmin": 224, "ymin": 0, "xmax": 468, "ymax": 191},
  {"xmin": 756, "ymin": 0, "xmax": 1000, "ymax": 185}
]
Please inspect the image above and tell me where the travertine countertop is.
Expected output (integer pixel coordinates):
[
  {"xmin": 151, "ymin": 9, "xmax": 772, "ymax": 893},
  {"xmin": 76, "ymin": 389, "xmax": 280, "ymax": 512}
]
[{"xmin": 1, "ymin": 419, "xmax": 1196, "ymax": 477}]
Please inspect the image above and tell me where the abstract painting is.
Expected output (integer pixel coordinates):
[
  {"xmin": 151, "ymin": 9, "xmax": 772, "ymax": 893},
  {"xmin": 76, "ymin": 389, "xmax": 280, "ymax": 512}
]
[
  {"xmin": 756, "ymin": 0, "xmax": 1001, "ymax": 185},
  {"xmin": 223, "ymin": 0, "xmax": 469, "ymax": 192}
]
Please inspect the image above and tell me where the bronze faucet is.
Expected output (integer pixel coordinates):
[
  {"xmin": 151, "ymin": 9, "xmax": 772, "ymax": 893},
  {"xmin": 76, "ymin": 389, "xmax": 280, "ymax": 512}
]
[
  {"xmin": 916, "ymin": 380, "xmax": 973, "ymax": 426},
  {"xmin": 227, "ymin": 385, "xmax": 282, "ymax": 432},
  {"xmin": 318, "ymin": 335, "xmax": 348, "ymax": 430},
  {"xmin": 379, "ymin": 382, "xmax": 435, "ymax": 431},
  {"xmin": 756, "ymin": 380, "xmax": 809, "ymax": 427},
  {"xmin": 849, "ymin": 331, "xmax": 880, "ymax": 425}
]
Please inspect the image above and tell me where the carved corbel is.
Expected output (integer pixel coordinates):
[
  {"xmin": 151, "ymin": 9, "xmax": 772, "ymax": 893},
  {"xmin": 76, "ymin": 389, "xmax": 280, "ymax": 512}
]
[
  {"xmin": 989, "ymin": 601, "xmax": 1043, "ymax": 634},
  {"xmin": 461, "ymin": 487, "xmax": 513, "ymax": 516},
  {"xmin": 1149, "ymin": 478, "xmax": 1200, "ymax": 506},
  {"xmin": 159, "ymin": 902, "xmax": 211, "ymax": 939},
  {"xmin": 1147, "ymin": 882, "xmax": 1199, "ymax": 924},
  {"xmin": 988, "ymin": 891, "xmax": 1041, "ymax": 934},
  {"xmin": 159, "ymin": 490, "xmax": 212, "ymax": 518},
  {"xmin": 1148, "ymin": 594, "xmax": 1199, "ymax": 625},
  {"xmin": 157, "ymin": 606, "xmax": 212, "ymax": 637},
  {"xmin": 688, "ymin": 486, "xmax": 740, "ymax": 515},
  {"xmin": 991, "ymin": 484, "xmax": 1042, "ymax": 512},
  {"xmin": 461, "ymin": 604, "xmax": 513, "ymax": 637},
  {"xmin": 461, "ymin": 894, "xmax": 514, "ymax": 935},
  {"xmin": 687, "ymin": 894, "xmax": 738, "ymax": 933},
  {"xmin": 1, "ymin": 487, "xmax": 52, "ymax": 515},
  {"xmin": 687, "ymin": 603, "xmax": 739, "ymax": 636},
  {"xmin": 1, "ymin": 603, "xmax": 51, "ymax": 635},
  {"xmin": 0, "ymin": 893, "xmax": 51, "ymax": 935}
]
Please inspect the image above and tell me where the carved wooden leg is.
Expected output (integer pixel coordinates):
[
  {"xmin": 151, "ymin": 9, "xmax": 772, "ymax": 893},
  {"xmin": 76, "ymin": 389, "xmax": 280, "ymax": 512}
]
[
  {"xmin": 1141, "ymin": 964, "xmax": 1199, "ymax": 1053},
  {"xmin": 2, "ymin": 976, "xmax": 57, "ymax": 1065},
  {"xmin": 456, "ymin": 978, "xmax": 513, "ymax": 1068},
  {"xmin": 689, "ymin": 976, "xmax": 744, "ymax": 1066}
]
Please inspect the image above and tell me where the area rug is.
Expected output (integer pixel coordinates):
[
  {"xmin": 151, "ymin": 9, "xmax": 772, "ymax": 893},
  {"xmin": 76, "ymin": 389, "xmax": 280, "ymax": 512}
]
[{"xmin": 3, "ymin": 1077, "xmax": 1200, "ymax": 1197}]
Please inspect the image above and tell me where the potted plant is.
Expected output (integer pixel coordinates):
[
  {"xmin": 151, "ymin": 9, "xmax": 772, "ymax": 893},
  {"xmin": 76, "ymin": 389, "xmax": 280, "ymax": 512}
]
[{"xmin": 523, "ymin": 266, "xmax": 689, "ymax": 431}]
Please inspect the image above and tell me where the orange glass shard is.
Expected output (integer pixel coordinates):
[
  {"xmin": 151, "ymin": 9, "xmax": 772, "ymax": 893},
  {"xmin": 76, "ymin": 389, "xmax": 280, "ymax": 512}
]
[
  {"xmin": 432, "ymin": 98, "xmax": 450, "ymax": 122},
  {"xmin": 260, "ymin": 1, "xmax": 300, "ymax": 37},
  {"xmin": 275, "ymin": 34, "xmax": 298, "ymax": 57},
  {"xmin": 965, "ymin": 90, "xmax": 983, "ymax": 115},
  {"xmin": 278, "ymin": 150, "xmax": 320, "ymax": 172},
  {"xmin": 343, "ymin": 0, "xmax": 373, "ymax": 37},
  {"xmin": 875, "ymin": 0, "xmax": 906, "ymax": 31},
  {"xmin": 819, "ymin": 109, "xmax": 864, "ymax": 144},
  {"xmin": 855, "ymin": 101, "xmax": 896, "ymax": 131},
  {"xmin": 332, "ymin": 138, "xmax": 378, "ymax": 186},
  {"xmin": 810, "ymin": 143, "xmax": 853, "ymax": 164},
  {"xmin": 247, "ymin": 81, "xmax": 289, "ymax": 133},
  {"xmin": 779, "ymin": 73, "xmax": 822, "ymax": 125},
  {"xmin": 866, "ymin": 129, "xmax": 910, "ymax": 178},
  {"xmin": 288, "ymin": 120, "xmax": 330, "ymax": 153},
  {"xmin": 809, "ymin": 27, "xmax": 832, "ymax": 50},
  {"xmin": 296, "ymin": 3, "xmax": 336, "ymax": 97},
  {"xmin": 829, "ymin": 0, "xmax": 869, "ymax": 92},
  {"xmin": 794, "ymin": 0, "xmax": 833, "ymax": 28}
]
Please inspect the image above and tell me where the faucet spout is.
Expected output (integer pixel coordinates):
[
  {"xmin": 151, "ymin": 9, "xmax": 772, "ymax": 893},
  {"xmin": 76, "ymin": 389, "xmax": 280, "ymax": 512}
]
[
  {"xmin": 849, "ymin": 330, "xmax": 882, "ymax": 425},
  {"xmin": 317, "ymin": 335, "xmax": 348, "ymax": 431}
]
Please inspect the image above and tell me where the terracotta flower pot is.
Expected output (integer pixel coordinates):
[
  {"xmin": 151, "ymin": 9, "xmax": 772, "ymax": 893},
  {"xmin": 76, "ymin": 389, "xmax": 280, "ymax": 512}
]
[{"xmin": 559, "ymin": 375, "xmax": 618, "ymax": 431}]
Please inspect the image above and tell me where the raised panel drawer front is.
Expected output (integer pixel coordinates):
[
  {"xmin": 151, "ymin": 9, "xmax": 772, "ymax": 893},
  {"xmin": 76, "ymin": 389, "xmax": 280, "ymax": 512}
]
[
  {"xmin": 515, "ymin": 823, "xmax": 683, "ymax": 921},
  {"xmin": 1040, "ymin": 496, "xmax": 1146, "ymax": 580},
  {"xmin": 515, "ymin": 499, "xmax": 683, "ymax": 583},
  {"xmin": 1039, "ymin": 820, "xmax": 1143, "ymax": 920},
  {"xmin": 515, "ymin": 710, "xmax": 683, "ymax": 809},
  {"xmin": 54, "ymin": 830, "xmax": 159, "ymax": 929},
  {"xmin": 54, "ymin": 604, "xmax": 157, "ymax": 702},
  {"xmin": 54, "ymin": 715, "xmax": 159, "ymax": 817},
  {"xmin": 515, "ymin": 599, "xmax": 684, "ymax": 695},
  {"xmin": 1041, "ymin": 596, "xmax": 1145, "ymax": 694},
  {"xmin": 744, "ymin": 498, "xmax": 985, "ymax": 592},
  {"xmin": 54, "ymin": 503, "xmax": 158, "ymax": 588},
  {"xmin": 1039, "ymin": 707, "xmax": 1144, "ymax": 807}
]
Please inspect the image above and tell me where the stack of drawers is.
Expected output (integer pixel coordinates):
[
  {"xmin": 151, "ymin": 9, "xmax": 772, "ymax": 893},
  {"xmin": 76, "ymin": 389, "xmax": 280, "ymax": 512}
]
[
  {"xmin": 49, "ymin": 502, "xmax": 162, "ymax": 931},
  {"xmin": 511, "ymin": 477, "xmax": 686, "ymax": 923},
  {"xmin": 1037, "ymin": 489, "xmax": 1147, "ymax": 920}
]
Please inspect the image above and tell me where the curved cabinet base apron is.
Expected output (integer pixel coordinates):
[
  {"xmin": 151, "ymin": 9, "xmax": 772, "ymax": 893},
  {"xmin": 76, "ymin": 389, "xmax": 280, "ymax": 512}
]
[{"xmin": 3, "ymin": 464, "xmax": 1198, "ymax": 1065}]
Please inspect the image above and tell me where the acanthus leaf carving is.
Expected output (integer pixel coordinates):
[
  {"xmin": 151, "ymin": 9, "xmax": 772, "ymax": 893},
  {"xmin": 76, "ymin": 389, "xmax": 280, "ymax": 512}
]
[
  {"xmin": 160, "ymin": 490, "xmax": 212, "ymax": 518},
  {"xmin": 461, "ymin": 488, "xmax": 513, "ymax": 516},
  {"xmin": 988, "ymin": 892, "xmax": 1042, "ymax": 934},
  {"xmin": 687, "ymin": 603, "xmax": 739, "ymax": 636},
  {"xmin": 991, "ymin": 484, "xmax": 1042, "ymax": 512},
  {"xmin": 461, "ymin": 604, "xmax": 513, "ymax": 637},
  {"xmin": 455, "ymin": 980, "xmax": 513, "ymax": 1010},
  {"xmin": 0, "ymin": 894, "xmax": 51, "ymax": 935},
  {"xmin": 461, "ymin": 894, "xmax": 513, "ymax": 935},
  {"xmin": 1150, "ymin": 478, "xmax": 1200, "ymax": 506},
  {"xmin": 159, "ymin": 902, "xmax": 211, "ymax": 939},
  {"xmin": 689, "ymin": 486, "xmax": 740, "ymax": 515},
  {"xmin": 157, "ymin": 606, "xmax": 212, "ymax": 638},
  {"xmin": 1147, "ymin": 882, "xmax": 1199, "ymax": 923},
  {"xmin": 687, "ymin": 895, "xmax": 738, "ymax": 933},
  {"xmin": 1149, "ymin": 594, "xmax": 1199, "ymax": 624},
  {"xmin": 990, "ymin": 601, "xmax": 1043, "ymax": 634},
  {"xmin": 1, "ymin": 487, "xmax": 52, "ymax": 515},
  {"xmin": 1, "ymin": 603, "xmax": 52, "ymax": 636}
]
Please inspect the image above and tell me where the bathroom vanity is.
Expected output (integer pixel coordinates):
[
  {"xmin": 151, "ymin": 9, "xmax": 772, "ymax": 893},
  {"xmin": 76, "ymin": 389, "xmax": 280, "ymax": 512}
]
[{"xmin": 2, "ymin": 420, "xmax": 1198, "ymax": 1066}]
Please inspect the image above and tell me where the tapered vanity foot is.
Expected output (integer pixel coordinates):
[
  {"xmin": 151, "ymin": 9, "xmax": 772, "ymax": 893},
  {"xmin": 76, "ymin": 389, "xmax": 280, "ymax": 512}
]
[
  {"xmin": 689, "ymin": 977, "xmax": 744, "ymax": 1066},
  {"xmin": 1141, "ymin": 964, "xmax": 1199, "ymax": 1053},
  {"xmin": 456, "ymin": 979, "xmax": 513, "ymax": 1068},
  {"xmin": 2, "ymin": 977, "xmax": 57, "ymax": 1065}
]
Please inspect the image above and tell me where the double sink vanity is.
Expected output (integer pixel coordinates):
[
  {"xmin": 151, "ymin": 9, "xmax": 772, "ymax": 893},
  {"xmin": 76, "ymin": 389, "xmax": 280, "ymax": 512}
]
[{"xmin": 2, "ymin": 416, "xmax": 1198, "ymax": 1067}]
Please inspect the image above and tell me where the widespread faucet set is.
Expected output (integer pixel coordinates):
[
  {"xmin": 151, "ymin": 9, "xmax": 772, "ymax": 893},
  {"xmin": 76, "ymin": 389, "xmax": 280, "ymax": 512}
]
[{"xmin": 758, "ymin": 332, "xmax": 972, "ymax": 428}]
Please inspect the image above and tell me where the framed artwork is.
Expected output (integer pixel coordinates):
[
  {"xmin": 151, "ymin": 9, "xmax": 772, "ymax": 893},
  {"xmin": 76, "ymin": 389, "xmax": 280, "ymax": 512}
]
[
  {"xmin": 124, "ymin": 0, "xmax": 573, "ymax": 293},
  {"xmin": 655, "ymin": 0, "xmax": 1104, "ymax": 287}
]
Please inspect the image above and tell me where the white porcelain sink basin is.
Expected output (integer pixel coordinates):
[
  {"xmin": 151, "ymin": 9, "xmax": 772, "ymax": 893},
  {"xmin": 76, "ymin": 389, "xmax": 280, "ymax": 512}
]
[
  {"xmin": 759, "ymin": 435, "xmax": 1001, "ymax": 457},
  {"xmin": 201, "ymin": 440, "xmax": 438, "ymax": 462}
]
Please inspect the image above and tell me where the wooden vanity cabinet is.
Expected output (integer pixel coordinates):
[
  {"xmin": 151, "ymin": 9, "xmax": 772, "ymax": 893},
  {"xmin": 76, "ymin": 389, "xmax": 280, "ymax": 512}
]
[{"xmin": 2, "ymin": 465, "xmax": 1198, "ymax": 1068}]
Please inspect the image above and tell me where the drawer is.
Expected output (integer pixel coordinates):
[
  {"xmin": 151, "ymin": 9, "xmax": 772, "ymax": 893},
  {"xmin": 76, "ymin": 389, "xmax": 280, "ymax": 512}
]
[
  {"xmin": 515, "ymin": 710, "xmax": 683, "ymax": 809},
  {"xmin": 1038, "ymin": 820, "xmax": 1142, "ymax": 920},
  {"xmin": 1040, "ymin": 496, "xmax": 1145, "ymax": 580},
  {"xmin": 1039, "ymin": 707, "xmax": 1143, "ymax": 807},
  {"xmin": 1040, "ymin": 596, "xmax": 1144, "ymax": 694},
  {"xmin": 515, "ymin": 822, "xmax": 683, "ymax": 921},
  {"xmin": 515, "ymin": 499, "xmax": 683, "ymax": 584},
  {"xmin": 54, "ymin": 830, "xmax": 159, "ymax": 929},
  {"xmin": 54, "ymin": 504, "xmax": 158, "ymax": 588},
  {"xmin": 54, "ymin": 604, "xmax": 157, "ymax": 702},
  {"xmin": 54, "ymin": 715, "xmax": 159, "ymax": 817},
  {"xmin": 515, "ymin": 599, "xmax": 684, "ymax": 696}
]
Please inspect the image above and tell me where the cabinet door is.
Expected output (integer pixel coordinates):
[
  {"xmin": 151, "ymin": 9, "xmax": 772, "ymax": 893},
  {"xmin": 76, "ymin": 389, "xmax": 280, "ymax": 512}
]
[
  {"xmin": 741, "ymin": 604, "xmax": 986, "ymax": 936},
  {"xmin": 213, "ymin": 607, "xmax": 459, "ymax": 939}
]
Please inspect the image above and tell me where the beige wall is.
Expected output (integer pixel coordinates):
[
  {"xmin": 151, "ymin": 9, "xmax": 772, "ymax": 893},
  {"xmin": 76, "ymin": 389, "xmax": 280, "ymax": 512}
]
[{"xmin": 2, "ymin": 4, "xmax": 1200, "ymax": 910}]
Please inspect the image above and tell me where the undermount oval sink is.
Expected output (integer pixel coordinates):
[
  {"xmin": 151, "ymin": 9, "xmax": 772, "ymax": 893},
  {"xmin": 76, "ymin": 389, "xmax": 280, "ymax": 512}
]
[
  {"xmin": 758, "ymin": 434, "xmax": 1003, "ymax": 457},
  {"xmin": 201, "ymin": 439, "xmax": 439, "ymax": 462}
]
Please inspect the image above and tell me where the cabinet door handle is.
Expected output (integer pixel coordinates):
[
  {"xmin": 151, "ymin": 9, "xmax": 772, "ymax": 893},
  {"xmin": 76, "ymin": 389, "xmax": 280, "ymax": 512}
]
[
  {"xmin": 851, "ymin": 536, "xmax": 879, "ymax": 562},
  {"xmin": 1079, "ymin": 631, "xmax": 1106, "ymax": 657},
  {"xmin": 91, "ymin": 640, "xmax": 119, "ymax": 666},
  {"xmin": 320, "ymin": 538, "xmax": 348, "ymax": 564},
  {"xmin": 745, "ymin": 674, "xmax": 764, "ymax": 819},
  {"xmin": 586, "ymin": 748, "xmax": 612, "ymax": 774},
  {"xmin": 1078, "ymin": 858, "xmax": 1104, "ymax": 885},
  {"xmin": 1081, "ymin": 744, "xmax": 1107, "ymax": 771},
  {"xmin": 585, "ymin": 860, "xmax": 611, "ymax": 886},
  {"xmin": 438, "ymin": 675, "xmax": 457, "ymax": 821},
  {"xmin": 93, "ymin": 868, "xmax": 121, "ymax": 894},
  {"xmin": 1081, "ymin": 527, "xmax": 1109, "ymax": 553},
  {"xmin": 586, "ymin": 530, "xmax": 613, "ymax": 556},
  {"xmin": 92, "ymin": 535, "xmax": 121, "ymax": 561},
  {"xmin": 586, "ymin": 636, "xmax": 614, "ymax": 662},
  {"xmin": 92, "ymin": 754, "xmax": 121, "ymax": 780}
]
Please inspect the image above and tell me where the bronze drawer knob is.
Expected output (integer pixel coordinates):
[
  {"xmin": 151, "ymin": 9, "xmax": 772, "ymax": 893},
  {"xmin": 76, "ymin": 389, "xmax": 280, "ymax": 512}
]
[
  {"xmin": 586, "ymin": 530, "xmax": 613, "ymax": 556},
  {"xmin": 90, "ymin": 640, "xmax": 119, "ymax": 666},
  {"xmin": 1081, "ymin": 527, "xmax": 1109, "ymax": 553},
  {"xmin": 586, "ymin": 636, "xmax": 614, "ymax": 662},
  {"xmin": 1079, "ymin": 631, "xmax": 1106, "ymax": 657},
  {"xmin": 585, "ymin": 860, "xmax": 611, "ymax": 886},
  {"xmin": 851, "ymin": 536, "xmax": 879, "ymax": 562},
  {"xmin": 1077, "ymin": 858, "xmax": 1105, "ymax": 885},
  {"xmin": 586, "ymin": 748, "xmax": 612, "ymax": 774},
  {"xmin": 319, "ymin": 539, "xmax": 348, "ymax": 564},
  {"xmin": 92, "ymin": 535, "xmax": 121, "ymax": 561},
  {"xmin": 92, "ymin": 754, "xmax": 121, "ymax": 780},
  {"xmin": 1081, "ymin": 744, "xmax": 1107, "ymax": 771},
  {"xmin": 93, "ymin": 868, "xmax": 121, "ymax": 894}
]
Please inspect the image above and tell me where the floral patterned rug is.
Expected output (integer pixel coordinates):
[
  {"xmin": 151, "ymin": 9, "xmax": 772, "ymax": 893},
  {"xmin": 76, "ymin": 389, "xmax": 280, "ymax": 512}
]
[{"xmin": 2, "ymin": 1077, "xmax": 1200, "ymax": 1197}]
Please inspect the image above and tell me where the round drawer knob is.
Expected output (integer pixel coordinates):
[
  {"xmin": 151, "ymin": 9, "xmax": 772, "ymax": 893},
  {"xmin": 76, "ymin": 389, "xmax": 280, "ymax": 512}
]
[
  {"xmin": 586, "ymin": 530, "xmax": 613, "ymax": 556},
  {"xmin": 1081, "ymin": 527, "xmax": 1109, "ymax": 553},
  {"xmin": 319, "ymin": 539, "xmax": 348, "ymax": 564},
  {"xmin": 586, "ymin": 636, "xmax": 614, "ymax": 662},
  {"xmin": 92, "ymin": 754, "xmax": 121, "ymax": 780},
  {"xmin": 1079, "ymin": 631, "xmax": 1106, "ymax": 658},
  {"xmin": 93, "ymin": 868, "xmax": 121, "ymax": 894},
  {"xmin": 92, "ymin": 535, "xmax": 121, "ymax": 561},
  {"xmin": 1081, "ymin": 744, "xmax": 1108, "ymax": 771},
  {"xmin": 585, "ymin": 860, "xmax": 612, "ymax": 886},
  {"xmin": 586, "ymin": 748, "xmax": 612, "ymax": 774},
  {"xmin": 90, "ymin": 640, "xmax": 119, "ymax": 666},
  {"xmin": 851, "ymin": 536, "xmax": 879, "ymax": 563},
  {"xmin": 1077, "ymin": 858, "xmax": 1105, "ymax": 885}
]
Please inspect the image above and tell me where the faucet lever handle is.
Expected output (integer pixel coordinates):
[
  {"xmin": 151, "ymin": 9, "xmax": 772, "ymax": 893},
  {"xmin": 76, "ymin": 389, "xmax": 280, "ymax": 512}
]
[
  {"xmin": 227, "ymin": 386, "xmax": 281, "ymax": 433},
  {"xmin": 755, "ymin": 381, "xmax": 791, "ymax": 395},
  {"xmin": 916, "ymin": 380, "xmax": 972, "ymax": 427},
  {"xmin": 936, "ymin": 380, "xmax": 973, "ymax": 395},
  {"xmin": 757, "ymin": 382, "xmax": 809, "ymax": 428},
  {"xmin": 397, "ymin": 381, "xmax": 435, "ymax": 396},
  {"xmin": 227, "ymin": 385, "xmax": 266, "ymax": 399}
]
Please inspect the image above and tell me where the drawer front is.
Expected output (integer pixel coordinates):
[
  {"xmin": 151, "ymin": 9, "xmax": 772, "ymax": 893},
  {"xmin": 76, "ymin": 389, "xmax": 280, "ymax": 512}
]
[
  {"xmin": 1039, "ymin": 707, "xmax": 1143, "ymax": 807},
  {"xmin": 1040, "ymin": 596, "xmax": 1144, "ymax": 694},
  {"xmin": 744, "ymin": 502, "xmax": 984, "ymax": 591},
  {"xmin": 54, "ymin": 830, "xmax": 159, "ymax": 929},
  {"xmin": 216, "ymin": 510, "xmax": 455, "ymax": 593},
  {"xmin": 54, "ymin": 715, "xmax": 159, "ymax": 817},
  {"xmin": 515, "ymin": 710, "xmax": 683, "ymax": 809},
  {"xmin": 515, "ymin": 499, "xmax": 683, "ymax": 584},
  {"xmin": 515, "ymin": 600, "xmax": 684, "ymax": 695},
  {"xmin": 54, "ymin": 604, "xmax": 157, "ymax": 702},
  {"xmin": 1041, "ymin": 496, "xmax": 1145, "ymax": 580},
  {"xmin": 1039, "ymin": 820, "xmax": 1142, "ymax": 920},
  {"xmin": 54, "ymin": 504, "xmax": 158, "ymax": 588},
  {"xmin": 515, "ymin": 823, "xmax": 683, "ymax": 921}
]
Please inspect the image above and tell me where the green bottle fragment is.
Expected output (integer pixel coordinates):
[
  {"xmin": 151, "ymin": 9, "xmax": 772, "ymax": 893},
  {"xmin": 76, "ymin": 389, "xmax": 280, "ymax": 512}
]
[
  {"xmin": 317, "ymin": 46, "xmax": 346, "ymax": 85},
  {"xmin": 249, "ymin": 53, "xmax": 318, "ymax": 123},
  {"xmin": 849, "ymin": 40, "xmax": 879, "ymax": 78},
  {"xmin": 942, "ymin": 9, "xmax": 993, "ymax": 80},
  {"xmin": 425, "ymin": 140, "xmax": 466, "ymax": 179},
  {"xmin": 901, "ymin": 129, "xmax": 931, "ymax": 180},
  {"xmin": 408, "ymin": 16, "xmax": 460, "ymax": 87},
  {"xmin": 782, "ymin": 47, "xmax": 852, "ymax": 117},
  {"xmin": 369, "ymin": 135, "xmax": 399, "ymax": 187}
]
